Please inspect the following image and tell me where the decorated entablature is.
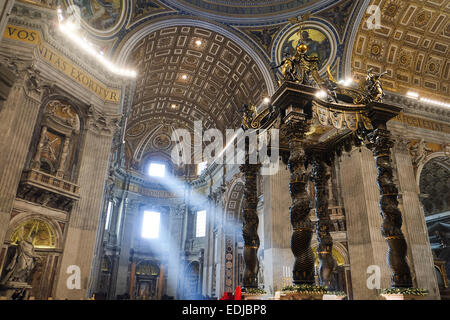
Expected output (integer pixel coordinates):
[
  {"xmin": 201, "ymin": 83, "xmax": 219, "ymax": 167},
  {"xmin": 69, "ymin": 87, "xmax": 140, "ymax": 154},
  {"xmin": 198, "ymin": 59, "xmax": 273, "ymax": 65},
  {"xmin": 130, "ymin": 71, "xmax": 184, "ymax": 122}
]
[{"xmin": 239, "ymin": 14, "xmax": 419, "ymax": 295}]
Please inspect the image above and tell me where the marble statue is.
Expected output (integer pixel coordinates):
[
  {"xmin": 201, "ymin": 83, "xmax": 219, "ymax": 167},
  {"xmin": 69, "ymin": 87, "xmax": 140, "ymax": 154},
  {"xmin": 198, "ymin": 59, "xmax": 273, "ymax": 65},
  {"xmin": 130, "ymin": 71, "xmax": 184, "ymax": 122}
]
[{"xmin": 0, "ymin": 238, "xmax": 38, "ymax": 285}]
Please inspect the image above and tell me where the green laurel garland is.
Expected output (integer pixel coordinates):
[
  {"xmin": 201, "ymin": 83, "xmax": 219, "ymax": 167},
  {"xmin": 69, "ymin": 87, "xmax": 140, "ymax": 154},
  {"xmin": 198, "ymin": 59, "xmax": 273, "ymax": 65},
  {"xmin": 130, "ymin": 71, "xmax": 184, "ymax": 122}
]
[
  {"xmin": 326, "ymin": 291, "xmax": 346, "ymax": 296},
  {"xmin": 281, "ymin": 284, "xmax": 328, "ymax": 294},
  {"xmin": 243, "ymin": 288, "xmax": 267, "ymax": 295},
  {"xmin": 380, "ymin": 288, "xmax": 429, "ymax": 296}
]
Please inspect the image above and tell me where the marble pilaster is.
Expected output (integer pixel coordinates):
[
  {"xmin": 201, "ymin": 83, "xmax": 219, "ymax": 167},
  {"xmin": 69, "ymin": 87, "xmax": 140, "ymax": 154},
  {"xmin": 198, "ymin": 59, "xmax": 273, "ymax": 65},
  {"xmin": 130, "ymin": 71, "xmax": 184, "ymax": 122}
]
[
  {"xmin": 0, "ymin": 66, "xmax": 42, "ymax": 247},
  {"xmin": 0, "ymin": 0, "xmax": 14, "ymax": 41},
  {"xmin": 166, "ymin": 204, "xmax": 184, "ymax": 297},
  {"xmin": 339, "ymin": 148, "xmax": 391, "ymax": 299},
  {"xmin": 393, "ymin": 138, "xmax": 440, "ymax": 299},
  {"xmin": 262, "ymin": 165, "xmax": 293, "ymax": 294},
  {"xmin": 114, "ymin": 198, "xmax": 138, "ymax": 297},
  {"xmin": 54, "ymin": 116, "xmax": 115, "ymax": 299}
]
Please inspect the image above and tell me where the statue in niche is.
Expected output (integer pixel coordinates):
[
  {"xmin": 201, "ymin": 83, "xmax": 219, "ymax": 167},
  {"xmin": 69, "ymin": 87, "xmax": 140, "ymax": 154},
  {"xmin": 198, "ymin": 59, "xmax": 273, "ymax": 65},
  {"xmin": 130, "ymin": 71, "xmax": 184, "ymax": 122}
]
[
  {"xmin": 40, "ymin": 131, "xmax": 61, "ymax": 173},
  {"xmin": 409, "ymin": 138, "xmax": 432, "ymax": 166},
  {"xmin": 0, "ymin": 237, "xmax": 38, "ymax": 285}
]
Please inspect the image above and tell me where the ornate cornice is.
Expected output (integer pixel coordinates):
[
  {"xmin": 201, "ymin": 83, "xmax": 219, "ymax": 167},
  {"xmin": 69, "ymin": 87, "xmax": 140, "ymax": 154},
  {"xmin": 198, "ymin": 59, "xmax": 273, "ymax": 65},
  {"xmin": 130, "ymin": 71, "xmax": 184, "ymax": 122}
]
[{"xmin": 384, "ymin": 91, "xmax": 450, "ymax": 125}]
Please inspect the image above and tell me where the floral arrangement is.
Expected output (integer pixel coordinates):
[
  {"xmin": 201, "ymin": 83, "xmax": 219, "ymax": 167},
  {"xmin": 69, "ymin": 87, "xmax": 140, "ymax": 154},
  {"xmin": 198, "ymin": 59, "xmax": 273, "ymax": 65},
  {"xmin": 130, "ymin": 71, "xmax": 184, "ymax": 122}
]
[
  {"xmin": 281, "ymin": 284, "xmax": 328, "ymax": 294},
  {"xmin": 380, "ymin": 288, "xmax": 429, "ymax": 296},
  {"xmin": 243, "ymin": 288, "xmax": 267, "ymax": 295}
]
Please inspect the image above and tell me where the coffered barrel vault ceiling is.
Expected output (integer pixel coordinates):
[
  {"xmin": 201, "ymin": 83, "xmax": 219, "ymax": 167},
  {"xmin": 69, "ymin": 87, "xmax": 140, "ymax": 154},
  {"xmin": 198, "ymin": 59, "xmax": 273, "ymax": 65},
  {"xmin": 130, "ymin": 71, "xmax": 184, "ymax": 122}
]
[
  {"xmin": 125, "ymin": 26, "xmax": 268, "ymax": 165},
  {"xmin": 351, "ymin": 0, "xmax": 450, "ymax": 100}
]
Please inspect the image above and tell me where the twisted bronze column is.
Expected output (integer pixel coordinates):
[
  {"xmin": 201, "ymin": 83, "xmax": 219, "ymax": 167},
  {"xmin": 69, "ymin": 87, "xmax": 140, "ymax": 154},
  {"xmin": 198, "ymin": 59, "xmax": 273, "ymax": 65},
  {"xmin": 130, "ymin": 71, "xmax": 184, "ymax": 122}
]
[
  {"xmin": 367, "ymin": 128, "xmax": 412, "ymax": 288},
  {"xmin": 240, "ymin": 163, "xmax": 261, "ymax": 288},
  {"xmin": 310, "ymin": 158, "xmax": 336, "ymax": 288},
  {"xmin": 283, "ymin": 121, "xmax": 314, "ymax": 284}
]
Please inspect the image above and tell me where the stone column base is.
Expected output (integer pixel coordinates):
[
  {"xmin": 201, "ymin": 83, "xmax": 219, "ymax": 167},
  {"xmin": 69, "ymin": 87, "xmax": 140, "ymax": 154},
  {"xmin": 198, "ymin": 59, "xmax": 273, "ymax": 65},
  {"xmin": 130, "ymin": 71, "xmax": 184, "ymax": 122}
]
[
  {"xmin": 242, "ymin": 293, "xmax": 267, "ymax": 300},
  {"xmin": 323, "ymin": 294, "xmax": 346, "ymax": 300},
  {"xmin": 380, "ymin": 294, "xmax": 426, "ymax": 300}
]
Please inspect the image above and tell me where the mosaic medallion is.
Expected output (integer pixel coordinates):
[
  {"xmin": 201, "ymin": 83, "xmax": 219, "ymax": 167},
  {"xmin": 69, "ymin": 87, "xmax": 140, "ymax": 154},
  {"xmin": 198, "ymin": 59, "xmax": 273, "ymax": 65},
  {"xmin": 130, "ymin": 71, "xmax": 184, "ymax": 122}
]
[
  {"xmin": 66, "ymin": 0, "xmax": 127, "ymax": 34},
  {"xmin": 275, "ymin": 23, "xmax": 336, "ymax": 73}
]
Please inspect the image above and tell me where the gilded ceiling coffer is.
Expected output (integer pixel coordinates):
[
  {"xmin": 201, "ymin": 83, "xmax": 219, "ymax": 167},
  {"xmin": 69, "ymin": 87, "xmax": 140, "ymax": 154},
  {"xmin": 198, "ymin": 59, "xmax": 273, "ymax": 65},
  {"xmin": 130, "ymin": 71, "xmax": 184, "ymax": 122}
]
[
  {"xmin": 310, "ymin": 156, "xmax": 336, "ymax": 288},
  {"xmin": 239, "ymin": 159, "xmax": 261, "ymax": 289}
]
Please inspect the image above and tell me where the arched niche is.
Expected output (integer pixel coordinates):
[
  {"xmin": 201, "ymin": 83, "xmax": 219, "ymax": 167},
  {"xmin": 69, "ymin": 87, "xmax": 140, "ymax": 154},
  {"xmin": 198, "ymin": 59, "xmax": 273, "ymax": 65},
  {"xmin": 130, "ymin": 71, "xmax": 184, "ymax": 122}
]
[
  {"xmin": 183, "ymin": 261, "xmax": 200, "ymax": 299},
  {"xmin": 311, "ymin": 241, "xmax": 349, "ymax": 267},
  {"xmin": 29, "ymin": 98, "xmax": 83, "ymax": 182},
  {"xmin": 417, "ymin": 154, "xmax": 450, "ymax": 293},
  {"xmin": 3, "ymin": 215, "xmax": 63, "ymax": 299},
  {"xmin": 134, "ymin": 260, "xmax": 161, "ymax": 300},
  {"xmin": 6, "ymin": 214, "xmax": 63, "ymax": 250}
]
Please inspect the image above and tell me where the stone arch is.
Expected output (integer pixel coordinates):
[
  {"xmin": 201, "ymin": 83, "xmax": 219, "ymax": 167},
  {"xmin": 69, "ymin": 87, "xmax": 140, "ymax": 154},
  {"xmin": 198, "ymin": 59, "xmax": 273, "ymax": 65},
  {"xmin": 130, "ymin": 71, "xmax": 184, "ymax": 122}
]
[
  {"xmin": 416, "ymin": 152, "xmax": 449, "ymax": 184},
  {"xmin": 417, "ymin": 154, "xmax": 450, "ymax": 217},
  {"xmin": 343, "ymin": 0, "xmax": 371, "ymax": 78},
  {"xmin": 310, "ymin": 240, "xmax": 350, "ymax": 267},
  {"xmin": 114, "ymin": 19, "xmax": 275, "ymax": 95},
  {"xmin": 183, "ymin": 260, "xmax": 201, "ymax": 298},
  {"xmin": 225, "ymin": 175, "xmax": 245, "ymax": 223},
  {"xmin": 117, "ymin": 20, "xmax": 276, "ymax": 169}
]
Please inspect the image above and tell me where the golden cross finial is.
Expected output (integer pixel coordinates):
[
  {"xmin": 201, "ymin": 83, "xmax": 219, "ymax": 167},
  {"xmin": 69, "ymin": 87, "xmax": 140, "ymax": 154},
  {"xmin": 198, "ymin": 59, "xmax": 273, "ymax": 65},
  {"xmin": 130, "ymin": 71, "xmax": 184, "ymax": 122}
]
[{"xmin": 288, "ymin": 13, "xmax": 312, "ymax": 46}]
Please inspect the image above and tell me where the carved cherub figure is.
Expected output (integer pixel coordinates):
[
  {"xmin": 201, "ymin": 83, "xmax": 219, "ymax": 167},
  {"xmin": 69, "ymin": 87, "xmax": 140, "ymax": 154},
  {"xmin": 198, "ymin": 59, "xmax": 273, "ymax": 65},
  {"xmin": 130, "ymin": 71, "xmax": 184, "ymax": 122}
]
[
  {"xmin": 362, "ymin": 68, "xmax": 387, "ymax": 102},
  {"xmin": 409, "ymin": 138, "xmax": 432, "ymax": 166}
]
